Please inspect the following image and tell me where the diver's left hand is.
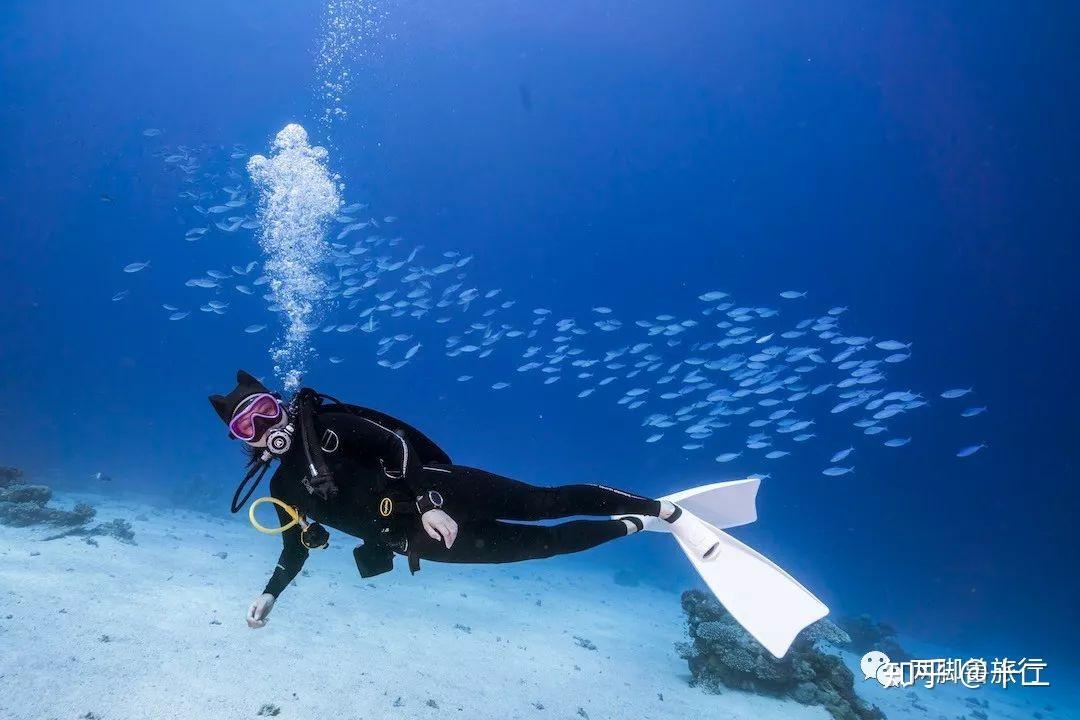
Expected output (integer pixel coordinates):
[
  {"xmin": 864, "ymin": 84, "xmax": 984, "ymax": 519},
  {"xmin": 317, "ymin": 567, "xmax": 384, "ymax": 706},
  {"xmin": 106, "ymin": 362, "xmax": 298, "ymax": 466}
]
[{"xmin": 422, "ymin": 509, "xmax": 458, "ymax": 549}]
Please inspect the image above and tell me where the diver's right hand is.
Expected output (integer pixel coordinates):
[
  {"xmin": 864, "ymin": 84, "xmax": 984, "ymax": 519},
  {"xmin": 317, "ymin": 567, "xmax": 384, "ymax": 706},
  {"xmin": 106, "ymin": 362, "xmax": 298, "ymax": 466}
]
[{"xmin": 246, "ymin": 593, "xmax": 276, "ymax": 629}]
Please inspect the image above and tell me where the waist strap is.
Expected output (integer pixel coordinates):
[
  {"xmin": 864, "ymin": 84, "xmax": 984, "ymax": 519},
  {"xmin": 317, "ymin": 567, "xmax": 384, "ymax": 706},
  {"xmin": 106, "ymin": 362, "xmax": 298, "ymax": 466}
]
[
  {"xmin": 372, "ymin": 494, "xmax": 424, "ymax": 575},
  {"xmin": 375, "ymin": 492, "xmax": 420, "ymax": 520}
]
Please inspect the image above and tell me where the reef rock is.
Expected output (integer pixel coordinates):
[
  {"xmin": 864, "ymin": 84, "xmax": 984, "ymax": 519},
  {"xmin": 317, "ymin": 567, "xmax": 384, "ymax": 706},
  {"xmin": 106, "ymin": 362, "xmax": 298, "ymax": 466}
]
[
  {"xmin": 678, "ymin": 590, "xmax": 884, "ymax": 720},
  {"xmin": 0, "ymin": 467, "xmax": 101, "ymax": 531},
  {"xmin": 0, "ymin": 466, "xmax": 24, "ymax": 488},
  {"xmin": 0, "ymin": 484, "xmax": 52, "ymax": 504},
  {"xmin": 838, "ymin": 615, "xmax": 910, "ymax": 661},
  {"xmin": 45, "ymin": 518, "xmax": 136, "ymax": 545}
]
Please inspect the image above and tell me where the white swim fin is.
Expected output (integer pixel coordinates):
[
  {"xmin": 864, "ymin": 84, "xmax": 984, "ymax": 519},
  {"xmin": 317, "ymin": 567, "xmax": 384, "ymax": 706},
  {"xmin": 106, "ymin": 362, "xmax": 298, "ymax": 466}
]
[
  {"xmin": 622, "ymin": 478, "xmax": 828, "ymax": 658},
  {"xmin": 648, "ymin": 478, "xmax": 761, "ymax": 532},
  {"xmin": 665, "ymin": 505, "xmax": 722, "ymax": 561},
  {"xmin": 671, "ymin": 517, "xmax": 829, "ymax": 658}
]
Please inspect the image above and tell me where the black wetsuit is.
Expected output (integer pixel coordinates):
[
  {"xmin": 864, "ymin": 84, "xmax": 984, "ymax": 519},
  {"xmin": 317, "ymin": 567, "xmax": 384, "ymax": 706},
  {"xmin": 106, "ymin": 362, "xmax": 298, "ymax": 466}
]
[{"xmin": 261, "ymin": 410, "xmax": 661, "ymax": 598}]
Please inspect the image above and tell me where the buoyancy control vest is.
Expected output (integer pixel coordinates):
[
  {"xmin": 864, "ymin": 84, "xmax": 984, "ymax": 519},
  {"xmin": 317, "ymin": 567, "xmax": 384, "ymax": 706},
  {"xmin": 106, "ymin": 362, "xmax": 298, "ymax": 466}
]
[{"xmin": 230, "ymin": 387, "xmax": 452, "ymax": 514}]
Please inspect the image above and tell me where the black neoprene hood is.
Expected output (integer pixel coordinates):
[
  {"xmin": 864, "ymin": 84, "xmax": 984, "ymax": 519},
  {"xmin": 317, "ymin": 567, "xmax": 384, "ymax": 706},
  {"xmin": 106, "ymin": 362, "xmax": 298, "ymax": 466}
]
[{"xmin": 208, "ymin": 369, "xmax": 273, "ymax": 425}]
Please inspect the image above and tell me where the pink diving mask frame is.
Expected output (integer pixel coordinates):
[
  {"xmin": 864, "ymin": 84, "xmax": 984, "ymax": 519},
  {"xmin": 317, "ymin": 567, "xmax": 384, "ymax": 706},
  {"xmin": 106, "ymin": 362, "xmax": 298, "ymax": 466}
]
[{"xmin": 228, "ymin": 393, "xmax": 284, "ymax": 441}]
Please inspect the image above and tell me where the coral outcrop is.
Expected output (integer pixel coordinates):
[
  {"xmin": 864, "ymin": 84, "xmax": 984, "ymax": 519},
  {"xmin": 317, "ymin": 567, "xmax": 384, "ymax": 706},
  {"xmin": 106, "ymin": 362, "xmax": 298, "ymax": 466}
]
[
  {"xmin": 677, "ymin": 589, "xmax": 885, "ymax": 720},
  {"xmin": 0, "ymin": 466, "xmax": 135, "ymax": 544},
  {"xmin": 837, "ymin": 614, "xmax": 910, "ymax": 661}
]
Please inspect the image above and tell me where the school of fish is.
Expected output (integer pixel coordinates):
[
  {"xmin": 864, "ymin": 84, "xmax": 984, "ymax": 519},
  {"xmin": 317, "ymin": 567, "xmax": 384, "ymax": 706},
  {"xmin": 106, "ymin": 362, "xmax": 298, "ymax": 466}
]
[{"xmin": 119, "ymin": 127, "xmax": 989, "ymax": 478}]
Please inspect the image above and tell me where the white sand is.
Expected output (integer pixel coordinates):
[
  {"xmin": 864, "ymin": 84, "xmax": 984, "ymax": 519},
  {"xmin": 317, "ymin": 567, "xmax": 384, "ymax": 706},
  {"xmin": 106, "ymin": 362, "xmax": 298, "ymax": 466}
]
[
  {"xmin": 0, "ymin": 492, "xmax": 1067, "ymax": 720},
  {"xmin": 0, "ymin": 492, "xmax": 825, "ymax": 720}
]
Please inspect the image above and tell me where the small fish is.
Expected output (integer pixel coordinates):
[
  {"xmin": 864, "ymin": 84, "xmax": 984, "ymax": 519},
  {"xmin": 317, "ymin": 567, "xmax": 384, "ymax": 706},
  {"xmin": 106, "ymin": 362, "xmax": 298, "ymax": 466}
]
[
  {"xmin": 875, "ymin": 340, "xmax": 910, "ymax": 351},
  {"xmin": 779, "ymin": 290, "xmax": 806, "ymax": 299},
  {"xmin": 91, "ymin": 471, "xmax": 113, "ymax": 482},
  {"xmin": 162, "ymin": 304, "xmax": 178, "ymax": 311},
  {"xmin": 961, "ymin": 406, "xmax": 988, "ymax": 418},
  {"xmin": 829, "ymin": 447, "xmax": 854, "ymax": 463},
  {"xmin": 698, "ymin": 290, "xmax": 728, "ymax": 302},
  {"xmin": 111, "ymin": 290, "xmax": 130, "ymax": 302},
  {"xmin": 715, "ymin": 452, "xmax": 741, "ymax": 463},
  {"xmin": 142, "ymin": 128, "xmax": 162, "ymax": 137},
  {"xmin": 765, "ymin": 450, "xmax": 790, "ymax": 459},
  {"xmin": 491, "ymin": 382, "xmax": 510, "ymax": 390},
  {"xmin": 822, "ymin": 466, "xmax": 854, "ymax": 477},
  {"xmin": 883, "ymin": 437, "xmax": 911, "ymax": 448},
  {"xmin": 244, "ymin": 324, "xmax": 266, "ymax": 334},
  {"xmin": 941, "ymin": 388, "xmax": 973, "ymax": 399},
  {"xmin": 956, "ymin": 443, "xmax": 987, "ymax": 458},
  {"xmin": 168, "ymin": 311, "xmax": 189, "ymax": 320},
  {"xmin": 329, "ymin": 356, "xmax": 344, "ymax": 364},
  {"xmin": 646, "ymin": 434, "xmax": 663, "ymax": 443},
  {"xmin": 123, "ymin": 261, "xmax": 151, "ymax": 273}
]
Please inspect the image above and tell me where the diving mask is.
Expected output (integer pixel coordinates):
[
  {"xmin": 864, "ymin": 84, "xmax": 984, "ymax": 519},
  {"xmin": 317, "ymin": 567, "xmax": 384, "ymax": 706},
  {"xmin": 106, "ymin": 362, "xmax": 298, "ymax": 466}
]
[{"xmin": 229, "ymin": 393, "xmax": 284, "ymax": 442}]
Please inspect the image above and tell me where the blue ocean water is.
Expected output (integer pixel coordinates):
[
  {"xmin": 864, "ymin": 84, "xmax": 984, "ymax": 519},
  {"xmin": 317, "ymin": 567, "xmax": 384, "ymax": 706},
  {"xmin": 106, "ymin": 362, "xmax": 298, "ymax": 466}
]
[{"xmin": 1, "ymin": 0, "xmax": 1077, "ymax": 710}]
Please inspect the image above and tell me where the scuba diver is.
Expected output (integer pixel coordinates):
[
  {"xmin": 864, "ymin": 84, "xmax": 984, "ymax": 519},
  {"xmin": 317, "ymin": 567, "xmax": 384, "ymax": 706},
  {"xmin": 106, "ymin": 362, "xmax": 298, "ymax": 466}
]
[{"xmin": 209, "ymin": 370, "xmax": 724, "ymax": 629}]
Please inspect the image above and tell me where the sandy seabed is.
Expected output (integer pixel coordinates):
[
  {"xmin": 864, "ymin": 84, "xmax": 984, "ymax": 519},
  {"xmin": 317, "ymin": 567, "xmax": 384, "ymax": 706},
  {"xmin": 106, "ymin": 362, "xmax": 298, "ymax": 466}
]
[{"xmin": 0, "ymin": 492, "xmax": 1067, "ymax": 720}]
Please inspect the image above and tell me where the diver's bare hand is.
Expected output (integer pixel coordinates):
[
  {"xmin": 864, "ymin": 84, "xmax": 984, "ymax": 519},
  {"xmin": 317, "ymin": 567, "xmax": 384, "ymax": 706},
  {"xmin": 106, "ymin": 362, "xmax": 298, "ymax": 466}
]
[
  {"xmin": 246, "ymin": 593, "xmax": 276, "ymax": 629},
  {"xmin": 422, "ymin": 509, "xmax": 458, "ymax": 549}
]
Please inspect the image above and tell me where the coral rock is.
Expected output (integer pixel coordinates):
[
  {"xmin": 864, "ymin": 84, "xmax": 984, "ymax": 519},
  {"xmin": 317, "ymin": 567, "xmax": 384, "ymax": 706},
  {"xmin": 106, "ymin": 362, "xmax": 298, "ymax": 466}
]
[
  {"xmin": 838, "ymin": 614, "xmax": 910, "ymax": 661},
  {"xmin": 0, "ymin": 484, "xmax": 52, "ymax": 504},
  {"xmin": 678, "ymin": 590, "xmax": 885, "ymax": 720},
  {"xmin": 0, "ymin": 467, "xmax": 24, "ymax": 488}
]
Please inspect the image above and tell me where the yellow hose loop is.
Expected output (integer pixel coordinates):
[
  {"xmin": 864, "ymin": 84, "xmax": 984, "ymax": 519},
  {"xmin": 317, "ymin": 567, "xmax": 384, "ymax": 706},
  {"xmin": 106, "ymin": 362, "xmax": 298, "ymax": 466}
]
[{"xmin": 249, "ymin": 496, "xmax": 301, "ymax": 535}]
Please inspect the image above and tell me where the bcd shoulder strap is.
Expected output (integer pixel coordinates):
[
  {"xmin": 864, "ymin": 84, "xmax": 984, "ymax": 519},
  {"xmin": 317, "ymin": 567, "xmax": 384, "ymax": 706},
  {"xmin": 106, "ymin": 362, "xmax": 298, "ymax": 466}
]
[{"xmin": 309, "ymin": 391, "xmax": 453, "ymax": 466}]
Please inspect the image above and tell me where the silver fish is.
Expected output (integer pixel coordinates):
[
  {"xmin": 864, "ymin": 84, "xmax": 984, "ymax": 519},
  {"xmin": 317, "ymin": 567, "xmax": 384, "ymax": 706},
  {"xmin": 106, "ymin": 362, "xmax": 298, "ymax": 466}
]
[
  {"xmin": 956, "ymin": 443, "xmax": 987, "ymax": 458},
  {"xmin": 829, "ymin": 447, "xmax": 854, "ymax": 463}
]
